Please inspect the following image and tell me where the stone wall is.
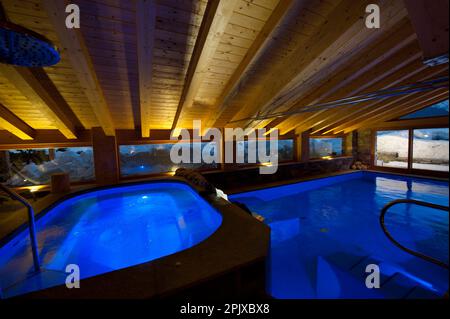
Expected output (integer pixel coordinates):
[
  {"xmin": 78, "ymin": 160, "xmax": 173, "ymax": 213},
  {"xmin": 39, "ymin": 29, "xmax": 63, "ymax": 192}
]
[
  {"xmin": 344, "ymin": 132, "xmax": 354, "ymax": 157},
  {"xmin": 355, "ymin": 129, "xmax": 372, "ymax": 164}
]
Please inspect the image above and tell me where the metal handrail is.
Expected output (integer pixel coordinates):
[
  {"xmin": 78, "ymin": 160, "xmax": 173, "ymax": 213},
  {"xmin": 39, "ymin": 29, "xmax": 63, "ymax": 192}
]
[
  {"xmin": 380, "ymin": 199, "xmax": 449, "ymax": 269},
  {"xmin": 0, "ymin": 184, "xmax": 40, "ymax": 272}
]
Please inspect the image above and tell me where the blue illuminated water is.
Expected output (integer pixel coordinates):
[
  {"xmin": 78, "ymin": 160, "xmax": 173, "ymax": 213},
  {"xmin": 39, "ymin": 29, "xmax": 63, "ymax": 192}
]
[
  {"xmin": 0, "ymin": 182, "xmax": 222, "ymax": 298},
  {"xmin": 230, "ymin": 172, "xmax": 449, "ymax": 299}
]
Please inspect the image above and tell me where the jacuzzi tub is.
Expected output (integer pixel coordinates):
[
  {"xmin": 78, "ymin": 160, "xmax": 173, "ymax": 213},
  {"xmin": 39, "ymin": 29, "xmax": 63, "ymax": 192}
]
[{"xmin": 0, "ymin": 181, "xmax": 223, "ymax": 298}]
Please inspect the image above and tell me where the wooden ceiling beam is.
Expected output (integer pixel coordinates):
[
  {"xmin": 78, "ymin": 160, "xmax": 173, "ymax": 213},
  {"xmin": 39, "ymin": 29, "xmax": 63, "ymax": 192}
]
[
  {"xmin": 309, "ymin": 55, "xmax": 426, "ymax": 135},
  {"xmin": 0, "ymin": 65, "xmax": 79, "ymax": 139},
  {"xmin": 276, "ymin": 33, "xmax": 421, "ymax": 135},
  {"xmin": 0, "ymin": 129, "xmax": 92, "ymax": 150},
  {"xmin": 368, "ymin": 115, "xmax": 449, "ymax": 130},
  {"xmin": 136, "ymin": 0, "xmax": 157, "ymax": 138},
  {"xmin": 345, "ymin": 89, "xmax": 449, "ymax": 132},
  {"xmin": 266, "ymin": 15, "xmax": 416, "ymax": 133},
  {"xmin": 235, "ymin": 0, "xmax": 408, "ymax": 131},
  {"xmin": 205, "ymin": 0, "xmax": 295, "ymax": 130},
  {"xmin": 328, "ymin": 67, "xmax": 448, "ymax": 133},
  {"xmin": 171, "ymin": 0, "xmax": 239, "ymax": 131},
  {"xmin": 337, "ymin": 87, "xmax": 447, "ymax": 133},
  {"xmin": 43, "ymin": 0, "xmax": 116, "ymax": 136},
  {"xmin": 0, "ymin": 102, "xmax": 36, "ymax": 140}
]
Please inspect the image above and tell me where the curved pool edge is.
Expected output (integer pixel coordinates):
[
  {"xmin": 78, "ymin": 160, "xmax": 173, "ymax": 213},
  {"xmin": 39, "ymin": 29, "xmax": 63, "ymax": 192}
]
[{"xmin": 4, "ymin": 177, "xmax": 270, "ymax": 299}]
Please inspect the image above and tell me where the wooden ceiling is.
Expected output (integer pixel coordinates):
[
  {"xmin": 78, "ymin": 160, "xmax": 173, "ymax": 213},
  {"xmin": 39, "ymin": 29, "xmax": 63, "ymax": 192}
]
[{"xmin": 0, "ymin": 0, "xmax": 448, "ymax": 142}]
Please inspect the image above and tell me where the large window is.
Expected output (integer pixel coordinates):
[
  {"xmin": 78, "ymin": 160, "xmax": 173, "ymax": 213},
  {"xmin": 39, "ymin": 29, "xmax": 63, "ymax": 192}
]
[
  {"xmin": 235, "ymin": 139, "xmax": 294, "ymax": 164},
  {"xmin": 0, "ymin": 147, "xmax": 95, "ymax": 187},
  {"xmin": 119, "ymin": 142, "xmax": 218, "ymax": 177},
  {"xmin": 413, "ymin": 128, "xmax": 449, "ymax": 172},
  {"xmin": 278, "ymin": 139, "xmax": 295, "ymax": 162},
  {"xmin": 309, "ymin": 137, "xmax": 343, "ymax": 158},
  {"xmin": 374, "ymin": 128, "xmax": 449, "ymax": 172},
  {"xmin": 375, "ymin": 130, "xmax": 409, "ymax": 168}
]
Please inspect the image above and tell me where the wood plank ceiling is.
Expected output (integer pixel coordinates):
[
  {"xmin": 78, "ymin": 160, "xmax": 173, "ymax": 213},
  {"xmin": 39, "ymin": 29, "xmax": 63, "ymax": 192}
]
[{"xmin": 0, "ymin": 0, "xmax": 448, "ymax": 142}]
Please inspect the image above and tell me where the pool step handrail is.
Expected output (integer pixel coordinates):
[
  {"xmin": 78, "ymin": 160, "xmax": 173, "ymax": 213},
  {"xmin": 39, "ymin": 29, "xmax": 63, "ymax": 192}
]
[
  {"xmin": 380, "ymin": 199, "xmax": 449, "ymax": 270},
  {"xmin": 0, "ymin": 184, "xmax": 40, "ymax": 272}
]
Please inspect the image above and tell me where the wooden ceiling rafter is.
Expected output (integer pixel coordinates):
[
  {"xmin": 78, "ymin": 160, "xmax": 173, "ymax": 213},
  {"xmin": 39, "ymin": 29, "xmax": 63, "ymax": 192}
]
[
  {"xmin": 254, "ymin": 7, "xmax": 412, "ymax": 134},
  {"xmin": 279, "ymin": 39, "xmax": 422, "ymax": 134},
  {"xmin": 0, "ymin": 0, "xmax": 447, "ymax": 144},
  {"xmin": 136, "ymin": 0, "xmax": 157, "ymax": 138},
  {"xmin": 265, "ymin": 20, "xmax": 420, "ymax": 135},
  {"xmin": 343, "ymin": 88, "xmax": 449, "ymax": 133},
  {"xmin": 316, "ymin": 58, "xmax": 430, "ymax": 135},
  {"xmin": 203, "ymin": 0, "xmax": 296, "ymax": 131},
  {"xmin": 43, "ymin": 0, "xmax": 116, "ymax": 136},
  {"xmin": 332, "ymin": 67, "xmax": 449, "ymax": 133},
  {"xmin": 231, "ymin": 0, "xmax": 408, "ymax": 132},
  {"xmin": 0, "ymin": 102, "xmax": 36, "ymax": 140},
  {"xmin": 171, "ymin": 0, "xmax": 239, "ymax": 132},
  {"xmin": 0, "ymin": 65, "xmax": 79, "ymax": 139},
  {"xmin": 279, "ymin": 70, "xmax": 447, "ymax": 135}
]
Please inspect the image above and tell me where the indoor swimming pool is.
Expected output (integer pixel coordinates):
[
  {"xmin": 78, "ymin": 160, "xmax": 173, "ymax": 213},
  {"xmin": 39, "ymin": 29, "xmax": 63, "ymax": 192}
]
[{"xmin": 230, "ymin": 171, "xmax": 449, "ymax": 299}]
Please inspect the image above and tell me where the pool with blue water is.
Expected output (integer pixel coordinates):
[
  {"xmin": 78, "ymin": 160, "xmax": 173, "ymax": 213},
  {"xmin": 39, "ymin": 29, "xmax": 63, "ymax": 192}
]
[
  {"xmin": 0, "ymin": 182, "xmax": 222, "ymax": 298},
  {"xmin": 230, "ymin": 171, "xmax": 449, "ymax": 299}
]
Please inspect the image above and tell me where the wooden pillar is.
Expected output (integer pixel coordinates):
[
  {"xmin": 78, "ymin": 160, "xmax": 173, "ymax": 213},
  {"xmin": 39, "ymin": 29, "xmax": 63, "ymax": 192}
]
[
  {"xmin": 51, "ymin": 173, "xmax": 70, "ymax": 193},
  {"xmin": 92, "ymin": 127, "xmax": 119, "ymax": 185},
  {"xmin": 48, "ymin": 148, "xmax": 55, "ymax": 161},
  {"xmin": 407, "ymin": 128, "xmax": 414, "ymax": 171},
  {"xmin": 296, "ymin": 129, "xmax": 310, "ymax": 162},
  {"xmin": 0, "ymin": 150, "xmax": 11, "ymax": 182},
  {"xmin": 351, "ymin": 131, "xmax": 358, "ymax": 158}
]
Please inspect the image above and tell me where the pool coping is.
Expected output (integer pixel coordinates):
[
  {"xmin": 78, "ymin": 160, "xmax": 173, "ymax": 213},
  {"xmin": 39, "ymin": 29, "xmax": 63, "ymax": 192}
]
[{"xmin": 1, "ymin": 178, "xmax": 270, "ymax": 299}]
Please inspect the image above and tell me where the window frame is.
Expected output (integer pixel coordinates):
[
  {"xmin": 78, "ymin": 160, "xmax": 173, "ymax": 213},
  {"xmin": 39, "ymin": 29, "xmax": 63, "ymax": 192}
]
[
  {"xmin": 227, "ymin": 136, "xmax": 297, "ymax": 170},
  {"xmin": 308, "ymin": 135, "xmax": 345, "ymax": 160},
  {"xmin": 371, "ymin": 124, "xmax": 449, "ymax": 177},
  {"xmin": 117, "ymin": 140, "xmax": 222, "ymax": 180},
  {"xmin": 2, "ymin": 145, "xmax": 96, "ymax": 189}
]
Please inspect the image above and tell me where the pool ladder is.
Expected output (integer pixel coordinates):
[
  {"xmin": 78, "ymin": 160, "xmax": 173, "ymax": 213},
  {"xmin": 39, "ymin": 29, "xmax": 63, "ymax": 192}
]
[
  {"xmin": 0, "ymin": 184, "xmax": 41, "ymax": 298},
  {"xmin": 380, "ymin": 199, "xmax": 449, "ymax": 269}
]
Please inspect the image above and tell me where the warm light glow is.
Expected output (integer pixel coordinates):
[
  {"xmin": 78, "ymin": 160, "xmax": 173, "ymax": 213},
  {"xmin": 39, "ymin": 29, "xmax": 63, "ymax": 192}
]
[
  {"xmin": 321, "ymin": 156, "xmax": 333, "ymax": 160},
  {"xmin": 166, "ymin": 167, "xmax": 178, "ymax": 176},
  {"xmin": 260, "ymin": 162, "xmax": 273, "ymax": 167},
  {"xmin": 28, "ymin": 185, "xmax": 47, "ymax": 193},
  {"xmin": 263, "ymin": 128, "xmax": 278, "ymax": 136},
  {"xmin": 172, "ymin": 128, "xmax": 183, "ymax": 138},
  {"xmin": 0, "ymin": 118, "xmax": 34, "ymax": 140}
]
